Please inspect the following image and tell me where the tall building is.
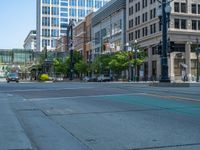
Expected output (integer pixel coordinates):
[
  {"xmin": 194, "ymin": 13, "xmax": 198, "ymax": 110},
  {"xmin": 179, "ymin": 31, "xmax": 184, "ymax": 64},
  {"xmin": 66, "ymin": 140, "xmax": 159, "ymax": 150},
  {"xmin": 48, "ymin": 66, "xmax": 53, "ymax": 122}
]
[
  {"xmin": 127, "ymin": 0, "xmax": 200, "ymax": 82},
  {"xmin": 74, "ymin": 12, "xmax": 93, "ymax": 62},
  {"xmin": 36, "ymin": 0, "xmax": 110, "ymax": 52},
  {"xmin": 23, "ymin": 30, "xmax": 36, "ymax": 51},
  {"xmin": 91, "ymin": 0, "xmax": 126, "ymax": 59}
]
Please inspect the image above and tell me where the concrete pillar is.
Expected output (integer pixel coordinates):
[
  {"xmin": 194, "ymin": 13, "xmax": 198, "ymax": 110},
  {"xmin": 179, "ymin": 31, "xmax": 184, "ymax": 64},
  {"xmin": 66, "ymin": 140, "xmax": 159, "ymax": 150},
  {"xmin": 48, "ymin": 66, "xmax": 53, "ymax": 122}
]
[{"xmin": 185, "ymin": 42, "xmax": 191, "ymax": 81}]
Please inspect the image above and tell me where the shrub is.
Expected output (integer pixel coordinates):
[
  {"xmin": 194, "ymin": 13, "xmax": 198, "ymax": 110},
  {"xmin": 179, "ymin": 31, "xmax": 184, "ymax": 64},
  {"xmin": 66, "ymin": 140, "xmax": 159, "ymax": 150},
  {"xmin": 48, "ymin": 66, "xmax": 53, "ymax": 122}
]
[{"xmin": 39, "ymin": 74, "xmax": 49, "ymax": 81}]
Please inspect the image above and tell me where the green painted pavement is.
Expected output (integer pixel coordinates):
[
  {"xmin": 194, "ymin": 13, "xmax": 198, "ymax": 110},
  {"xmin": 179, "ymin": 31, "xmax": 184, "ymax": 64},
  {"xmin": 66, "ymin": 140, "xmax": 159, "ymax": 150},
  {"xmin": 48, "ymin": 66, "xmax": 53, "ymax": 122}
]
[{"xmin": 102, "ymin": 94, "xmax": 200, "ymax": 117}]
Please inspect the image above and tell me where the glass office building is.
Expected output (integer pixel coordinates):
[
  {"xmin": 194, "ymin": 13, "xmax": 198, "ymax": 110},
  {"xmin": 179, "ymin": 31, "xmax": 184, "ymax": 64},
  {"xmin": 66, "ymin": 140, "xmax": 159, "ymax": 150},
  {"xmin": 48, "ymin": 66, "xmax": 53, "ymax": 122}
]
[{"xmin": 36, "ymin": 0, "xmax": 110, "ymax": 51}]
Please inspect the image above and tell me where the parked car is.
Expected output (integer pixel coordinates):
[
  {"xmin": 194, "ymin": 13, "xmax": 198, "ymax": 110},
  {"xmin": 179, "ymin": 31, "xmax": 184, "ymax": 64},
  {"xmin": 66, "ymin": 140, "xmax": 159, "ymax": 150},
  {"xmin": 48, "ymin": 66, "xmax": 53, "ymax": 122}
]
[
  {"xmin": 83, "ymin": 76, "xmax": 91, "ymax": 82},
  {"xmin": 97, "ymin": 75, "xmax": 111, "ymax": 82},
  {"xmin": 6, "ymin": 73, "xmax": 19, "ymax": 83},
  {"xmin": 83, "ymin": 76, "xmax": 97, "ymax": 82}
]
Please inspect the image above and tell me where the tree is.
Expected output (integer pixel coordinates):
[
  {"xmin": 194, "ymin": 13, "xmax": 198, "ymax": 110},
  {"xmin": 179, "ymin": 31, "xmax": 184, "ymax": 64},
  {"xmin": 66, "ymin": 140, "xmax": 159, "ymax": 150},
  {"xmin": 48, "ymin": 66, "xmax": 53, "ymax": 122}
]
[
  {"xmin": 91, "ymin": 54, "xmax": 111, "ymax": 75},
  {"xmin": 108, "ymin": 51, "xmax": 128, "ymax": 78},
  {"xmin": 74, "ymin": 60, "xmax": 88, "ymax": 78}
]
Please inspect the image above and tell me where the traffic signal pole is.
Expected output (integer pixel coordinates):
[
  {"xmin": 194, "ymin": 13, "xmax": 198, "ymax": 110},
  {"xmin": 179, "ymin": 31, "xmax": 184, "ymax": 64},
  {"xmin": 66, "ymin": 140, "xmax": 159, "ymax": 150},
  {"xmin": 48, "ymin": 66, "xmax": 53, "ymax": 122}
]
[{"xmin": 159, "ymin": 0, "xmax": 170, "ymax": 82}]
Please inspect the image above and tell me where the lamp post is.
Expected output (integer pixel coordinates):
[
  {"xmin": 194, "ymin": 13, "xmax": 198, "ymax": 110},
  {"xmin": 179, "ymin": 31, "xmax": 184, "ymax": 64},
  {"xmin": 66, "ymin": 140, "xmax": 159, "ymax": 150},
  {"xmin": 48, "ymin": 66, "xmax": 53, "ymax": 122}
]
[
  {"xmin": 196, "ymin": 38, "xmax": 200, "ymax": 82},
  {"xmin": 67, "ymin": 19, "xmax": 75, "ymax": 81},
  {"xmin": 157, "ymin": 0, "xmax": 172, "ymax": 82},
  {"xmin": 126, "ymin": 40, "xmax": 138, "ymax": 81}
]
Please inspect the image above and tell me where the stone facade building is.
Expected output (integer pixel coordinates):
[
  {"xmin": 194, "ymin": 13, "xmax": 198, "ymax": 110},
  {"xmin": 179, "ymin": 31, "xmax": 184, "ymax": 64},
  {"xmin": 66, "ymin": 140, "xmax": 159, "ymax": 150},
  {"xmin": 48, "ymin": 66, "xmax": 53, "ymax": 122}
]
[{"xmin": 127, "ymin": 0, "xmax": 200, "ymax": 81}]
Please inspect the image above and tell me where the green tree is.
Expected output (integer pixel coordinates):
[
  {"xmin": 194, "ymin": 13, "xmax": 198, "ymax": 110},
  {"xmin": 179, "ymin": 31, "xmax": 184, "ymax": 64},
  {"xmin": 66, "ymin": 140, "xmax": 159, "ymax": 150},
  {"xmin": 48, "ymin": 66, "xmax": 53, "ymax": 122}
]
[
  {"xmin": 108, "ymin": 51, "xmax": 128, "ymax": 78},
  {"xmin": 91, "ymin": 54, "xmax": 111, "ymax": 75},
  {"xmin": 74, "ymin": 60, "xmax": 88, "ymax": 78}
]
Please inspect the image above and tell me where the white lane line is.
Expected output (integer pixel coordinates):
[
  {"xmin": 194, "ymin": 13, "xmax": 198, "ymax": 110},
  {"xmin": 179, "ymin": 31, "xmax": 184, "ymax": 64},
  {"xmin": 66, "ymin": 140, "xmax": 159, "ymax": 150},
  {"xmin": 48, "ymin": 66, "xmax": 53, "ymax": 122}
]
[
  {"xmin": 7, "ymin": 94, "xmax": 13, "ymax": 97},
  {"xmin": 26, "ymin": 93, "xmax": 144, "ymax": 101},
  {"xmin": 6, "ymin": 87, "xmax": 94, "ymax": 92}
]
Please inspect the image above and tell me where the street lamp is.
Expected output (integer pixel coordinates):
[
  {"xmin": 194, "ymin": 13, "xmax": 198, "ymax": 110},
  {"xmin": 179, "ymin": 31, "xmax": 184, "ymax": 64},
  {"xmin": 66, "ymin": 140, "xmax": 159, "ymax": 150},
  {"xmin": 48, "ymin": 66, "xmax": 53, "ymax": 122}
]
[
  {"xmin": 67, "ymin": 19, "xmax": 75, "ymax": 81},
  {"xmin": 157, "ymin": 0, "xmax": 172, "ymax": 82},
  {"xmin": 196, "ymin": 38, "xmax": 200, "ymax": 82},
  {"xmin": 126, "ymin": 40, "xmax": 138, "ymax": 81}
]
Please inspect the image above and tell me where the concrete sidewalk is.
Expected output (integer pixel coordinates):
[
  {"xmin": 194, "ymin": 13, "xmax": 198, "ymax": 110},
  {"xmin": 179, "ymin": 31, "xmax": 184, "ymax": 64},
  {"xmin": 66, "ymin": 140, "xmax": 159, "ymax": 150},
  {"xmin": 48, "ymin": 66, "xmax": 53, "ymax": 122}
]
[{"xmin": 0, "ymin": 93, "xmax": 32, "ymax": 150}]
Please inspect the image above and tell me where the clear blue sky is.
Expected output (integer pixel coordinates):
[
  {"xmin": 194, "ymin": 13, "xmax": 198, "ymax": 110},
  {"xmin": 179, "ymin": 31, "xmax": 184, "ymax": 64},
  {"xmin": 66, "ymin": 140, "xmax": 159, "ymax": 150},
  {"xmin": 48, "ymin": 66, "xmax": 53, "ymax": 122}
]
[{"xmin": 0, "ymin": 0, "xmax": 36, "ymax": 49}]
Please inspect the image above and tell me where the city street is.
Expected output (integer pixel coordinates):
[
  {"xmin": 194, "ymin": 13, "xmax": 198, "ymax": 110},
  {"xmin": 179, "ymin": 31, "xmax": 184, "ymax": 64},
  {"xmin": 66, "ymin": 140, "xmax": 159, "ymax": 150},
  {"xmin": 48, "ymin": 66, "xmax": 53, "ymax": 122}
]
[{"xmin": 0, "ymin": 81, "xmax": 200, "ymax": 150}]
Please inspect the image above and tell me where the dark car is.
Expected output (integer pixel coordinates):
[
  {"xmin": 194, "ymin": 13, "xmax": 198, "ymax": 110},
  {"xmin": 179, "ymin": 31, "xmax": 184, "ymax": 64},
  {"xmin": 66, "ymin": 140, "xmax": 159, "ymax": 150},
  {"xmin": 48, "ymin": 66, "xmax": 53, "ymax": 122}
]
[{"xmin": 6, "ymin": 73, "xmax": 19, "ymax": 83}]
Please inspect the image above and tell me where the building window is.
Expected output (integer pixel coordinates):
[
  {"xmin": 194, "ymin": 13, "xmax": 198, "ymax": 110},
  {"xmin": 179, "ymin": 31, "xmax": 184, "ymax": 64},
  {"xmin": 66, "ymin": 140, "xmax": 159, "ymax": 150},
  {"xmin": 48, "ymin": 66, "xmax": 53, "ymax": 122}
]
[
  {"xmin": 135, "ymin": 30, "xmax": 140, "ymax": 39},
  {"xmin": 95, "ymin": 0, "xmax": 102, "ymax": 8},
  {"xmin": 78, "ymin": 9, "xmax": 85, "ymax": 17},
  {"xmin": 42, "ymin": 6, "xmax": 50, "ymax": 15},
  {"xmin": 129, "ymin": 19, "xmax": 134, "ymax": 28},
  {"xmin": 42, "ymin": 17, "xmax": 50, "ymax": 26},
  {"xmin": 87, "ymin": 0, "xmax": 93, "ymax": 7},
  {"xmin": 150, "ymin": 0, "xmax": 156, "ymax": 4},
  {"xmin": 135, "ymin": 2, "xmax": 140, "ymax": 12},
  {"xmin": 152, "ymin": 46, "xmax": 157, "ymax": 55},
  {"xmin": 174, "ymin": 2, "xmax": 179, "ymax": 12},
  {"xmin": 135, "ymin": 16, "xmax": 140, "ymax": 26},
  {"xmin": 198, "ymin": 20, "xmax": 200, "ymax": 30},
  {"xmin": 69, "ymin": 0, "xmax": 76, "ymax": 6},
  {"xmin": 42, "ymin": 0, "xmax": 50, "ymax": 4},
  {"xmin": 191, "ymin": 4, "xmax": 197, "ymax": 14},
  {"xmin": 142, "ymin": 0, "xmax": 147, "ymax": 8},
  {"xmin": 61, "ymin": 2, "xmax": 68, "ymax": 6},
  {"xmin": 181, "ymin": 19, "xmax": 186, "ymax": 29},
  {"xmin": 129, "ymin": 32, "xmax": 134, "ymax": 41},
  {"xmin": 51, "ymin": 0, "xmax": 59, "ymax": 5},
  {"xmin": 78, "ymin": 0, "xmax": 85, "ymax": 6},
  {"xmin": 181, "ymin": 3, "xmax": 186, "ymax": 13},
  {"xmin": 174, "ymin": 19, "xmax": 180, "ymax": 29},
  {"xmin": 51, "ymin": 7, "xmax": 59, "ymax": 15},
  {"xmin": 150, "ymin": 8, "xmax": 156, "ymax": 19},
  {"xmin": 129, "ymin": 6, "xmax": 134, "ymax": 16},
  {"xmin": 150, "ymin": 23, "xmax": 156, "ymax": 34},
  {"xmin": 51, "ymin": 29, "xmax": 59, "ymax": 37},
  {"xmin": 198, "ymin": 4, "xmax": 200, "ymax": 14},
  {"xmin": 51, "ymin": 18, "xmax": 59, "ymax": 27},
  {"xmin": 192, "ymin": 20, "xmax": 197, "ymax": 30},
  {"xmin": 69, "ymin": 8, "xmax": 76, "ymax": 17},
  {"xmin": 142, "ymin": 27, "xmax": 148, "ymax": 37}
]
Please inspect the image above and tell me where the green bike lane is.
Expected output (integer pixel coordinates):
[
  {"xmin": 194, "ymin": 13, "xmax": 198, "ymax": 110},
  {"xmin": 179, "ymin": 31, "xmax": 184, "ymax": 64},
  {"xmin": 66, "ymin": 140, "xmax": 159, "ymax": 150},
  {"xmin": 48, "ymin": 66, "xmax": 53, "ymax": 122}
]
[{"xmin": 100, "ymin": 93, "xmax": 200, "ymax": 118}]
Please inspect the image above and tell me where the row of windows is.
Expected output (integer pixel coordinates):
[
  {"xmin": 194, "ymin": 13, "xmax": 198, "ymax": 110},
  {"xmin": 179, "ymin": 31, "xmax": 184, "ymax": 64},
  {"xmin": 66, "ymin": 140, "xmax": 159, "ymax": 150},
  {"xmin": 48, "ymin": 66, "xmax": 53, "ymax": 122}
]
[
  {"xmin": 129, "ymin": 23, "xmax": 159, "ymax": 41},
  {"xmin": 42, "ymin": 17, "xmax": 59, "ymax": 26},
  {"xmin": 174, "ymin": 19, "xmax": 200, "ymax": 30},
  {"xmin": 42, "ymin": 29, "xmax": 59, "ymax": 37},
  {"xmin": 42, "ymin": 39, "xmax": 57, "ymax": 47},
  {"xmin": 174, "ymin": 2, "xmax": 200, "ymax": 14},
  {"xmin": 42, "ymin": 7, "xmax": 59, "ymax": 15},
  {"xmin": 129, "ymin": 0, "xmax": 156, "ymax": 5},
  {"xmin": 43, "ymin": 0, "xmax": 105, "ymax": 8},
  {"xmin": 191, "ymin": 3, "xmax": 200, "ymax": 14},
  {"xmin": 129, "ymin": 8, "xmax": 156, "ymax": 28},
  {"xmin": 42, "ymin": 0, "xmax": 59, "ymax": 4},
  {"xmin": 129, "ymin": 18, "xmax": 200, "ymax": 41}
]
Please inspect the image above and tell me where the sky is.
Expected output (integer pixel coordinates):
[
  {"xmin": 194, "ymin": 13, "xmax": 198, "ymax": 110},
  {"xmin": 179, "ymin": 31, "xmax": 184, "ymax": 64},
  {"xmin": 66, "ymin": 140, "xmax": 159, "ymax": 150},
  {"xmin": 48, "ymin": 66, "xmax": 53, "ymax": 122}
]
[{"xmin": 0, "ymin": 0, "xmax": 36, "ymax": 49}]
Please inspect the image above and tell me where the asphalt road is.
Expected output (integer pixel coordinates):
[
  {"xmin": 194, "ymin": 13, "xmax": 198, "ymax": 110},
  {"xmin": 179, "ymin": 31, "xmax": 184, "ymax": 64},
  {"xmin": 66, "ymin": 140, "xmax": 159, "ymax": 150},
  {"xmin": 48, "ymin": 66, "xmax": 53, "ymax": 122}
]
[{"xmin": 0, "ymin": 81, "xmax": 200, "ymax": 150}]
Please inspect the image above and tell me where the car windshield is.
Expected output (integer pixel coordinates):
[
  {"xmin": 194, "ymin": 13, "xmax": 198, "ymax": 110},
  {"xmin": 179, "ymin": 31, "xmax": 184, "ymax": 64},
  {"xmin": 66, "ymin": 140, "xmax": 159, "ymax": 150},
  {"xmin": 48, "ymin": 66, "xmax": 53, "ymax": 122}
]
[{"xmin": 8, "ymin": 73, "xmax": 18, "ymax": 78}]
